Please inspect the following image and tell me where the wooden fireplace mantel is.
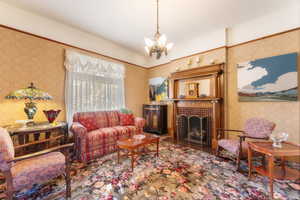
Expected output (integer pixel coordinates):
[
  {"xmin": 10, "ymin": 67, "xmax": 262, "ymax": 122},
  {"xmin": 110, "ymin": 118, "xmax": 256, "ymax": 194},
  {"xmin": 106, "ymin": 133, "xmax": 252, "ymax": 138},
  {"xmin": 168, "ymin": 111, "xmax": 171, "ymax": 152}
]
[
  {"xmin": 168, "ymin": 63, "xmax": 225, "ymax": 150},
  {"xmin": 168, "ymin": 97, "xmax": 222, "ymax": 102}
]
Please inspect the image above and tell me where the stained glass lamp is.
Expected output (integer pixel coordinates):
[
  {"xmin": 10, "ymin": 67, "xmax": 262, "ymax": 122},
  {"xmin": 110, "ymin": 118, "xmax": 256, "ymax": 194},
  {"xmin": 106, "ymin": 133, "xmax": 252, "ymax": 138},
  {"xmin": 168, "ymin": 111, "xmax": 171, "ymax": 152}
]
[{"xmin": 5, "ymin": 83, "xmax": 53, "ymax": 122}]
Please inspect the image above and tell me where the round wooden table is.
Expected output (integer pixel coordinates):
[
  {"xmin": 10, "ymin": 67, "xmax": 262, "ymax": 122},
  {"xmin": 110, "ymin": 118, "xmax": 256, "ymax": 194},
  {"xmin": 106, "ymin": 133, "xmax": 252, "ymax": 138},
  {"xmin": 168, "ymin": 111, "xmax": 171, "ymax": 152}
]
[{"xmin": 247, "ymin": 141, "xmax": 300, "ymax": 199}]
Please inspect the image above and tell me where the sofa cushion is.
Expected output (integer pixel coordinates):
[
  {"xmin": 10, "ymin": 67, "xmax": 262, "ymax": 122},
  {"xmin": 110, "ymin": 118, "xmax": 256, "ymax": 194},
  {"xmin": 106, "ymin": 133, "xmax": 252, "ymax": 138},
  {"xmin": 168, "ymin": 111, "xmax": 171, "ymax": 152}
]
[
  {"xmin": 218, "ymin": 139, "xmax": 249, "ymax": 155},
  {"xmin": 106, "ymin": 111, "xmax": 120, "ymax": 127},
  {"xmin": 112, "ymin": 126, "xmax": 138, "ymax": 139},
  {"xmin": 73, "ymin": 112, "xmax": 98, "ymax": 131},
  {"xmin": 94, "ymin": 111, "xmax": 109, "ymax": 129},
  {"xmin": 119, "ymin": 113, "xmax": 134, "ymax": 126},
  {"xmin": 87, "ymin": 128, "xmax": 117, "ymax": 150}
]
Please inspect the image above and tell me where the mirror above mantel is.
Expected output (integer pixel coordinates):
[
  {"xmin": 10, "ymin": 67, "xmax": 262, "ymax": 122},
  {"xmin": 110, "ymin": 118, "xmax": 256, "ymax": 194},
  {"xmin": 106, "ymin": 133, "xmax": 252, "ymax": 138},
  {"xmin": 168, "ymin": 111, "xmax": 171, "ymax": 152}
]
[{"xmin": 168, "ymin": 63, "xmax": 224, "ymax": 101}]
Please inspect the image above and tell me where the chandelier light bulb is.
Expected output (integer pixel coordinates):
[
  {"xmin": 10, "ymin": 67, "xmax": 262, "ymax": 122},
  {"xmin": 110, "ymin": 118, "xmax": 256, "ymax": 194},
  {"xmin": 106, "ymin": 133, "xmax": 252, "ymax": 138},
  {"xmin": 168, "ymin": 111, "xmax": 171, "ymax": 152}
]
[
  {"xmin": 158, "ymin": 34, "xmax": 167, "ymax": 46},
  {"xmin": 145, "ymin": 46, "xmax": 150, "ymax": 54},
  {"xmin": 166, "ymin": 43, "xmax": 174, "ymax": 51},
  {"xmin": 144, "ymin": 37, "xmax": 154, "ymax": 47}
]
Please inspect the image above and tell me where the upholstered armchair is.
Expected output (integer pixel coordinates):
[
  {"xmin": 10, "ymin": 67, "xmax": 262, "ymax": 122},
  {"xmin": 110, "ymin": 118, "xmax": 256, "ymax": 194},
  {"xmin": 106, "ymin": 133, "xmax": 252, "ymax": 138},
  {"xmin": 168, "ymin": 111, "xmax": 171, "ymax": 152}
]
[
  {"xmin": 216, "ymin": 118, "xmax": 276, "ymax": 171},
  {"xmin": 0, "ymin": 127, "xmax": 74, "ymax": 200}
]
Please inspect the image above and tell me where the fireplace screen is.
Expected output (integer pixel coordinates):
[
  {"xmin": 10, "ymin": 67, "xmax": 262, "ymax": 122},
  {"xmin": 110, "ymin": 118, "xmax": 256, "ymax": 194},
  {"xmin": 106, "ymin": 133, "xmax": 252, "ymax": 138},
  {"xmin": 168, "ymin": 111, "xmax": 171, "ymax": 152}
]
[{"xmin": 177, "ymin": 115, "xmax": 211, "ymax": 146}]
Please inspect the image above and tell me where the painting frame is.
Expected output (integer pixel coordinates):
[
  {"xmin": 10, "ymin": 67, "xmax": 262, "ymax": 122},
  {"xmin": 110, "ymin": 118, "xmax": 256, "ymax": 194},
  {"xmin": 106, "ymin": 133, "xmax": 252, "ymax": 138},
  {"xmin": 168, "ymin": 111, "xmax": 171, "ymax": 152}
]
[{"xmin": 149, "ymin": 77, "xmax": 169, "ymax": 102}]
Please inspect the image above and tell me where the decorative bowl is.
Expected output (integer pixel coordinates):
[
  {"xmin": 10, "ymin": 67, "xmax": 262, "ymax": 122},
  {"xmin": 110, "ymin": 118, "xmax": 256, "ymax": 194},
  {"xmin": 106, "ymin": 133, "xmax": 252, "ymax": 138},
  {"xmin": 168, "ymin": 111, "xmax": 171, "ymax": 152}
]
[
  {"xmin": 270, "ymin": 132, "xmax": 288, "ymax": 148},
  {"xmin": 133, "ymin": 134, "xmax": 145, "ymax": 140},
  {"xmin": 43, "ymin": 109, "xmax": 61, "ymax": 123}
]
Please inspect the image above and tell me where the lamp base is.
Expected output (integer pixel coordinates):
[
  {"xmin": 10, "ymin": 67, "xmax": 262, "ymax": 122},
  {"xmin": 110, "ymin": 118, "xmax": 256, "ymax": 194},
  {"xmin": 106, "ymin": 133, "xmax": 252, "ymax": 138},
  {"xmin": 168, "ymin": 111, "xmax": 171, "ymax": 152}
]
[
  {"xmin": 24, "ymin": 101, "xmax": 37, "ymax": 121},
  {"xmin": 26, "ymin": 119, "xmax": 35, "ymax": 126}
]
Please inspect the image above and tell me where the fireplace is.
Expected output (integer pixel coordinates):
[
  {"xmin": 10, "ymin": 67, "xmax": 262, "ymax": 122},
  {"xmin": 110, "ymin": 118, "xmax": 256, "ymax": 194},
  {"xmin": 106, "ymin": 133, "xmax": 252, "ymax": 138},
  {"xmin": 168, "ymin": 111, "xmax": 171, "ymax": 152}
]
[
  {"xmin": 169, "ymin": 63, "xmax": 224, "ymax": 149},
  {"xmin": 177, "ymin": 108, "xmax": 212, "ymax": 146}
]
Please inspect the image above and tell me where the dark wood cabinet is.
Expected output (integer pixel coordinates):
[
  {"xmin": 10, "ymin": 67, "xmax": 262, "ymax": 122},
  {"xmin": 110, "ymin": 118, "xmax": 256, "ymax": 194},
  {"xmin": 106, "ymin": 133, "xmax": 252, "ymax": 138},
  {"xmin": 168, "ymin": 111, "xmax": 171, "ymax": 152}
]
[{"xmin": 143, "ymin": 104, "xmax": 168, "ymax": 135}]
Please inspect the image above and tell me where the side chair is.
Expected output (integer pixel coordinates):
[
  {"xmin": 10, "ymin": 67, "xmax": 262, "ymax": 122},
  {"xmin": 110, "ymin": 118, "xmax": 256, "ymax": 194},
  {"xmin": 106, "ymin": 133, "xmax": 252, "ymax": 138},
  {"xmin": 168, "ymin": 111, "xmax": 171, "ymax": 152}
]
[
  {"xmin": 0, "ymin": 127, "xmax": 74, "ymax": 200},
  {"xmin": 216, "ymin": 118, "xmax": 276, "ymax": 171}
]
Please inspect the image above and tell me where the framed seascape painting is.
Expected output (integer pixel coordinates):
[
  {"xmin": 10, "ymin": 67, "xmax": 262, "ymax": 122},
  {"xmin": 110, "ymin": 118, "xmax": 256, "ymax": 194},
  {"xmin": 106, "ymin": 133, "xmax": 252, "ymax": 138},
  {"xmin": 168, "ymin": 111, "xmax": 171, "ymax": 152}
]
[
  {"xmin": 149, "ymin": 77, "xmax": 168, "ymax": 102},
  {"xmin": 237, "ymin": 52, "xmax": 298, "ymax": 102}
]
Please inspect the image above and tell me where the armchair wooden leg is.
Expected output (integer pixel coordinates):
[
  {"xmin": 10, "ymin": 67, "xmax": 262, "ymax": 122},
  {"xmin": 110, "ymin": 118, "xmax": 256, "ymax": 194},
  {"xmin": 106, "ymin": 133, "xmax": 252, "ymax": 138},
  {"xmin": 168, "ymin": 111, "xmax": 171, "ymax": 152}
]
[
  {"xmin": 4, "ymin": 171, "xmax": 14, "ymax": 200},
  {"xmin": 5, "ymin": 191, "xmax": 14, "ymax": 200},
  {"xmin": 216, "ymin": 145, "xmax": 221, "ymax": 156},
  {"xmin": 236, "ymin": 151, "xmax": 242, "ymax": 171},
  {"xmin": 236, "ymin": 156, "xmax": 241, "ymax": 171},
  {"xmin": 64, "ymin": 151, "xmax": 71, "ymax": 198}
]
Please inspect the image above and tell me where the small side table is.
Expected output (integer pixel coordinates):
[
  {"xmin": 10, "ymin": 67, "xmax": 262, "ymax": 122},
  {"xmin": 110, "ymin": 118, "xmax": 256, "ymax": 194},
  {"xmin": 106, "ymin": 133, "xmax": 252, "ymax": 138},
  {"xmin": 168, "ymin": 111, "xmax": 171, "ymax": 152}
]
[
  {"xmin": 248, "ymin": 141, "xmax": 300, "ymax": 199},
  {"xmin": 4, "ymin": 121, "xmax": 68, "ymax": 156}
]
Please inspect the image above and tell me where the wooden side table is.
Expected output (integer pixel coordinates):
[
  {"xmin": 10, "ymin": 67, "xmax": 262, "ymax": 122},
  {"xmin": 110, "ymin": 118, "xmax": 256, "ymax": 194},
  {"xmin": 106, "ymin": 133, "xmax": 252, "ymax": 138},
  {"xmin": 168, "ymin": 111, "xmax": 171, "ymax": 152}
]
[
  {"xmin": 248, "ymin": 141, "xmax": 300, "ymax": 199},
  {"xmin": 4, "ymin": 121, "xmax": 68, "ymax": 156}
]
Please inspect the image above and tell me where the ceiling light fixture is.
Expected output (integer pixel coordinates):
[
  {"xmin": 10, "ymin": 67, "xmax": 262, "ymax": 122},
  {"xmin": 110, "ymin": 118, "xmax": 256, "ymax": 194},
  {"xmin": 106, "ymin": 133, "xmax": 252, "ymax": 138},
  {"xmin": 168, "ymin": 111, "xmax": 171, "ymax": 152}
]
[{"xmin": 144, "ymin": 0, "xmax": 173, "ymax": 59}]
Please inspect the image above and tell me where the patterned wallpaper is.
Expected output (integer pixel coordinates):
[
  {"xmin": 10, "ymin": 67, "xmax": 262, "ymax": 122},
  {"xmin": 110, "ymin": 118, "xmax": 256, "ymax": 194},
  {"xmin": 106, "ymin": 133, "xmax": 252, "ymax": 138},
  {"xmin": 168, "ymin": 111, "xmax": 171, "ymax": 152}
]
[
  {"xmin": 148, "ymin": 30, "xmax": 300, "ymax": 144},
  {"xmin": 0, "ymin": 27, "xmax": 148, "ymax": 126},
  {"xmin": 227, "ymin": 30, "xmax": 300, "ymax": 144}
]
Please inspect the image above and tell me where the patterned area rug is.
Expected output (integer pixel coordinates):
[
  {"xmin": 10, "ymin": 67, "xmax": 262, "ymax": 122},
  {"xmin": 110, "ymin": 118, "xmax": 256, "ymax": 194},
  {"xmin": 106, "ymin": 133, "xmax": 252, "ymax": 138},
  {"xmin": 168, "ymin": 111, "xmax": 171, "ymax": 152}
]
[{"xmin": 16, "ymin": 141, "xmax": 300, "ymax": 200}]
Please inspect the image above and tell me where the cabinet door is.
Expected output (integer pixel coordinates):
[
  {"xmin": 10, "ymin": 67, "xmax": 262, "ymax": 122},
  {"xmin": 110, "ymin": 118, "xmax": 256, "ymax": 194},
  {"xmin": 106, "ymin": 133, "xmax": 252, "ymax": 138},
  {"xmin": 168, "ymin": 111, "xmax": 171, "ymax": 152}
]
[{"xmin": 143, "ymin": 105, "xmax": 161, "ymax": 133}]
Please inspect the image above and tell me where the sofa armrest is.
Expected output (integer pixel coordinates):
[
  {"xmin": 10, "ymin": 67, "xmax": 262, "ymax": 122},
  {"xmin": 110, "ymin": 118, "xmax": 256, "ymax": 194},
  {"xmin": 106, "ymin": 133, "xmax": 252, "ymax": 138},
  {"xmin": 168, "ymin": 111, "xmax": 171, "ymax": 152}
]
[
  {"xmin": 70, "ymin": 122, "xmax": 88, "ymax": 138},
  {"xmin": 134, "ymin": 117, "xmax": 146, "ymax": 129}
]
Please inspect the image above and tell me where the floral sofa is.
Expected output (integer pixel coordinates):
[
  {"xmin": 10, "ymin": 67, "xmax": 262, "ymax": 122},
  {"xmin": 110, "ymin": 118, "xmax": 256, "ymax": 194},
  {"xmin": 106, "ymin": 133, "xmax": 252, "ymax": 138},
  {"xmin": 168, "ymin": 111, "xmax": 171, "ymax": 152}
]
[{"xmin": 70, "ymin": 111, "xmax": 145, "ymax": 163}]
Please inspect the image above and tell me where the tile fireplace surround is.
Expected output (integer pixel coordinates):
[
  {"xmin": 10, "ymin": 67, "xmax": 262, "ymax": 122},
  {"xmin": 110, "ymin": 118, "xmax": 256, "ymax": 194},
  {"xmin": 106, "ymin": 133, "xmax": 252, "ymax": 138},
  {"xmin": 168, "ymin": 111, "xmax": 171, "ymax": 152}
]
[{"xmin": 177, "ymin": 107, "xmax": 212, "ymax": 146}]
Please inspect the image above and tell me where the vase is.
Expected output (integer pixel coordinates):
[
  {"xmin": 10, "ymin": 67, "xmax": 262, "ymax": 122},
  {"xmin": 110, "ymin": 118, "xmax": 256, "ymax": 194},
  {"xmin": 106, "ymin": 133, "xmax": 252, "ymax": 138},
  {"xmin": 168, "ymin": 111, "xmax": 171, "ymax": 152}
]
[
  {"xmin": 270, "ymin": 132, "xmax": 288, "ymax": 148},
  {"xmin": 43, "ymin": 109, "xmax": 61, "ymax": 123},
  {"xmin": 24, "ymin": 102, "xmax": 37, "ymax": 120}
]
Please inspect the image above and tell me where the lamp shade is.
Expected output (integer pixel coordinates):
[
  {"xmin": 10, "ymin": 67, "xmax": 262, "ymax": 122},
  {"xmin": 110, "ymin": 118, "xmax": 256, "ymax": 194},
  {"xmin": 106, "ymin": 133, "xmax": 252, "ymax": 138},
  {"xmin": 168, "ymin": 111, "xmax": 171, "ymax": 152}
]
[{"xmin": 5, "ymin": 83, "xmax": 53, "ymax": 101}]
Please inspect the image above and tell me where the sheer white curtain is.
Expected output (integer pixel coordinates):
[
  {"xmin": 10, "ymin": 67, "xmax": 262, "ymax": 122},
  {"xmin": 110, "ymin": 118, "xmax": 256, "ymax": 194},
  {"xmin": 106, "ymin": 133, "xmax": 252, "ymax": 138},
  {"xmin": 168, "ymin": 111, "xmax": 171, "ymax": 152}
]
[{"xmin": 64, "ymin": 50, "xmax": 125, "ymax": 124}]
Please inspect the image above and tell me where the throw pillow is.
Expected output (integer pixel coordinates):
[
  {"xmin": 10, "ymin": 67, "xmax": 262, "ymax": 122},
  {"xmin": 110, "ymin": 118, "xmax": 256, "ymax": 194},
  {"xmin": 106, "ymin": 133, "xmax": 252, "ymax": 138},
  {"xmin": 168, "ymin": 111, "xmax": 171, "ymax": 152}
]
[{"xmin": 119, "ymin": 108, "xmax": 134, "ymax": 126}]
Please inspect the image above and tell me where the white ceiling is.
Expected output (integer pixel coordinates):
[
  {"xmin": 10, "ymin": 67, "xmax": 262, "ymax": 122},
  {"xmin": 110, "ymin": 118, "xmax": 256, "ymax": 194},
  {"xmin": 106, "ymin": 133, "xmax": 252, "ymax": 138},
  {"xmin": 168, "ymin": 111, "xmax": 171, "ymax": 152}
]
[{"xmin": 0, "ymin": 0, "xmax": 294, "ymax": 56}]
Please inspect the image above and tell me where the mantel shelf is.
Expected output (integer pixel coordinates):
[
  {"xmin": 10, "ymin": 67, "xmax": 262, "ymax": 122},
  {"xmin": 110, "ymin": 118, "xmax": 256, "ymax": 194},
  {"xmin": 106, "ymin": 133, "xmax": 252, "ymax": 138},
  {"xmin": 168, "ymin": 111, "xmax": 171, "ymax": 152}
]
[{"xmin": 166, "ymin": 97, "xmax": 222, "ymax": 102}]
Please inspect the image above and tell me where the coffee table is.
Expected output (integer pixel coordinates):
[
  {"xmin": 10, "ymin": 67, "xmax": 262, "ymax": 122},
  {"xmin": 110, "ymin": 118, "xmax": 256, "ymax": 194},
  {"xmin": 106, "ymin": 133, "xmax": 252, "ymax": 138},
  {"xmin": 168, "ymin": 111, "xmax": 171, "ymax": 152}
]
[
  {"xmin": 117, "ymin": 133, "xmax": 159, "ymax": 171},
  {"xmin": 248, "ymin": 141, "xmax": 300, "ymax": 199}
]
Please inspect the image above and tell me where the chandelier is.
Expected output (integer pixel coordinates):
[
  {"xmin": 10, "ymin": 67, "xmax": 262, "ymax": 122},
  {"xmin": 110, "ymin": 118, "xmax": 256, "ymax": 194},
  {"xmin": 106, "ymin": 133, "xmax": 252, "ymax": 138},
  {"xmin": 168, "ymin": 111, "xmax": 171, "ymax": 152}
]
[{"xmin": 144, "ymin": 0, "xmax": 173, "ymax": 59}]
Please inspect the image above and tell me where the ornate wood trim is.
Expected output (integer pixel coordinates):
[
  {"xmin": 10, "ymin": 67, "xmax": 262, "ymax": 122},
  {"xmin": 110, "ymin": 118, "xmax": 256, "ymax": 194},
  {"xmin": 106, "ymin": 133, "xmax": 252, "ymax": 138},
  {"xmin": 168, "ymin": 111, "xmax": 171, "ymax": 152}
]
[{"xmin": 169, "ymin": 63, "xmax": 224, "ymax": 80}]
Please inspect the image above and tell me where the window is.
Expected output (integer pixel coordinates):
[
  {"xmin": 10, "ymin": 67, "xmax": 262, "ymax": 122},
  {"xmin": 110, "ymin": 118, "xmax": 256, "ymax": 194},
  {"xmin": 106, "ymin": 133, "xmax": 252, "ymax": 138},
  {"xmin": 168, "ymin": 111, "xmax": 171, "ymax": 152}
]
[{"xmin": 64, "ymin": 50, "xmax": 125, "ymax": 123}]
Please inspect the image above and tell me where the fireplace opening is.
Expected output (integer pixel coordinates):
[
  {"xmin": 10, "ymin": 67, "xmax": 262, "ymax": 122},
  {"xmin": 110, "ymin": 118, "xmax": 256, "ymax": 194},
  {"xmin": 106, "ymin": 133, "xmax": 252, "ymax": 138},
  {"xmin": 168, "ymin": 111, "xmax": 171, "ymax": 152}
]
[{"xmin": 177, "ymin": 115, "xmax": 211, "ymax": 146}]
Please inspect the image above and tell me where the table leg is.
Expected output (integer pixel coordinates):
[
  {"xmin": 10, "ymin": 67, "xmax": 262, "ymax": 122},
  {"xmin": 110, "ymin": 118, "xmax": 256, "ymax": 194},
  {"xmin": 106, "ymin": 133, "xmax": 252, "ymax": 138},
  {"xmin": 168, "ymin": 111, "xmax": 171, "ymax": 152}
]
[
  {"xmin": 34, "ymin": 133, "xmax": 40, "ymax": 141},
  {"xmin": 117, "ymin": 147, "xmax": 120, "ymax": 164},
  {"xmin": 34, "ymin": 132, "xmax": 40, "ymax": 151},
  {"xmin": 262, "ymin": 155, "xmax": 266, "ymax": 170},
  {"xmin": 248, "ymin": 145, "xmax": 253, "ymax": 180},
  {"xmin": 281, "ymin": 156, "xmax": 286, "ymax": 177},
  {"xmin": 156, "ymin": 139, "xmax": 159, "ymax": 157},
  {"xmin": 45, "ymin": 131, "xmax": 51, "ymax": 149},
  {"xmin": 268, "ymin": 156, "xmax": 274, "ymax": 200},
  {"xmin": 131, "ymin": 150, "xmax": 134, "ymax": 172}
]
